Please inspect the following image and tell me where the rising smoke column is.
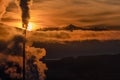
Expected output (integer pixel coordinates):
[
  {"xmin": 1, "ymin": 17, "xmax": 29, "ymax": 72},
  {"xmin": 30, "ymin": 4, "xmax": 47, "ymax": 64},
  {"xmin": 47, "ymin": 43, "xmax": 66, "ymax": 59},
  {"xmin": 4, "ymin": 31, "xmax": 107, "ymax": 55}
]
[
  {"xmin": 19, "ymin": 0, "xmax": 31, "ymax": 28},
  {"xmin": 19, "ymin": 1, "xmax": 48, "ymax": 80},
  {"xmin": 19, "ymin": 0, "xmax": 31, "ymax": 79}
]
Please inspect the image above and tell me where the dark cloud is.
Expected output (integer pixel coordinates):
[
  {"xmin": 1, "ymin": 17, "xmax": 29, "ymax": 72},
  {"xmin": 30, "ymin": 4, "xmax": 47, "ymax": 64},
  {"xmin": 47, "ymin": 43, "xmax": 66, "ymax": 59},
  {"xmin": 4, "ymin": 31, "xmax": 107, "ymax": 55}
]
[
  {"xmin": 6, "ymin": 1, "xmax": 18, "ymax": 12},
  {"xmin": 1, "ymin": 18, "xmax": 20, "ymax": 22},
  {"xmin": 0, "ymin": 24, "xmax": 10, "ymax": 36},
  {"xmin": 79, "ymin": 16, "xmax": 120, "ymax": 23},
  {"xmin": 0, "ymin": 40, "xmax": 7, "ymax": 52},
  {"xmin": 93, "ymin": 11, "xmax": 120, "ymax": 16},
  {"xmin": 33, "ymin": 0, "xmax": 53, "ymax": 3},
  {"xmin": 71, "ymin": 0, "xmax": 88, "ymax": 4},
  {"xmin": 0, "ymin": 0, "xmax": 12, "ymax": 19},
  {"xmin": 95, "ymin": 0, "xmax": 120, "ymax": 5},
  {"xmin": 7, "ymin": 35, "xmax": 25, "ymax": 55},
  {"xmin": 79, "ymin": 19, "xmax": 103, "ymax": 23}
]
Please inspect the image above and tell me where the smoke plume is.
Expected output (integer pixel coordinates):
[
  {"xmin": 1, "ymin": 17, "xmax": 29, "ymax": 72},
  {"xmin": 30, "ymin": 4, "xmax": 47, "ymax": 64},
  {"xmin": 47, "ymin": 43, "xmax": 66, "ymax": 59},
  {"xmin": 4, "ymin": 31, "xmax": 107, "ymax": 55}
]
[
  {"xmin": 0, "ymin": 35, "xmax": 48, "ymax": 80},
  {"xmin": 19, "ymin": 0, "xmax": 31, "ymax": 28}
]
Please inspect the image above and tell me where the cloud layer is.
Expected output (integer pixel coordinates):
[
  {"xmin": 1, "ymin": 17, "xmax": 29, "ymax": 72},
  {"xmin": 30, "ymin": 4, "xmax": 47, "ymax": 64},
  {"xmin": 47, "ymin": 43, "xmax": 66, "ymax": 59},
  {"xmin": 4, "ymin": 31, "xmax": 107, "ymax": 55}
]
[
  {"xmin": 0, "ymin": 0, "xmax": 120, "ymax": 29},
  {"xmin": 0, "ymin": 24, "xmax": 120, "ymax": 43}
]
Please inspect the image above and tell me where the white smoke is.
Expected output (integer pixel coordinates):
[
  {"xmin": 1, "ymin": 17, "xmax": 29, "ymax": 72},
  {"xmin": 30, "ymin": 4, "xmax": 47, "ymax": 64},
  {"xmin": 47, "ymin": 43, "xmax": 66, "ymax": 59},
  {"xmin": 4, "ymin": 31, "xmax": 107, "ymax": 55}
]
[
  {"xmin": 0, "ymin": 35, "xmax": 48, "ymax": 80},
  {"xmin": 26, "ymin": 46, "xmax": 47, "ymax": 80}
]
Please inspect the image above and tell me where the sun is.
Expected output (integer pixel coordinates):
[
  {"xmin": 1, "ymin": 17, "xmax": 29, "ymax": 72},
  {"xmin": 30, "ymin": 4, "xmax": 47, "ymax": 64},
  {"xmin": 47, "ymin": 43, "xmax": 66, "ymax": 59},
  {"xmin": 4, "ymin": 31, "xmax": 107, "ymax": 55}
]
[
  {"xmin": 12, "ymin": 22, "xmax": 38, "ymax": 31},
  {"xmin": 27, "ymin": 23, "xmax": 33, "ymax": 31}
]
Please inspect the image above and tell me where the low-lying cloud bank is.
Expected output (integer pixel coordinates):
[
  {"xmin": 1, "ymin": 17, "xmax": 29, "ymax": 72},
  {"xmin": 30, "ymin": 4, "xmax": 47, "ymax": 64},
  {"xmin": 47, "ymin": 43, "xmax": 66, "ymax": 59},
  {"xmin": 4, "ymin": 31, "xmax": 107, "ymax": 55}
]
[{"xmin": 0, "ymin": 23, "xmax": 120, "ymax": 43}]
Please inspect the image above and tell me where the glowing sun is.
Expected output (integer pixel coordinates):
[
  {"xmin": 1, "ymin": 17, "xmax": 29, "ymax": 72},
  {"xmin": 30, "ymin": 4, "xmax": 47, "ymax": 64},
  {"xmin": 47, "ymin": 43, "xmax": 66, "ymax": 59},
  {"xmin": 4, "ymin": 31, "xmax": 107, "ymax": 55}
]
[{"xmin": 27, "ymin": 23, "xmax": 33, "ymax": 31}]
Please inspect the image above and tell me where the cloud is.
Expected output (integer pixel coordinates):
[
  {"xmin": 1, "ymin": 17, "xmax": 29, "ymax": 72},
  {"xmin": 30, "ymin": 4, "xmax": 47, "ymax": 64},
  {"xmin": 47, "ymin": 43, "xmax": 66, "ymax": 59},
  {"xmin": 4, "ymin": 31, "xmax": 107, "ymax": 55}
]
[
  {"xmin": 26, "ymin": 30, "xmax": 120, "ymax": 43},
  {"xmin": 95, "ymin": 0, "xmax": 120, "ymax": 5},
  {"xmin": 0, "ymin": 24, "xmax": 48, "ymax": 80},
  {"xmin": 0, "ymin": 23, "xmax": 22, "ymax": 40},
  {"xmin": 30, "ymin": 0, "xmax": 120, "ymax": 27},
  {"xmin": 79, "ymin": 16, "xmax": 120, "ymax": 23},
  {"xmin": 0, "ymin": 23, "xmax": 119, "ymax": 79},
  {"xmin": 0, "ymin": 24, "xmax": 120, "ymax": 43},
  {"xmin": 6, "ymin": 1, "xmax": 18, "ymax": 12},
  {"xmin": 0, "ymin": 0, "xmax": 12, "ymax": 19},
  {"xmin": 93, "ymin": 11, "xmax": 120, "ymax": 16},
  {"xmin": 0, "ymin": 34, "xmax": 48, "ymax": 80},
  {"xmin": 1, "ymin": 0, "xmax": 120, "ymax": 29}
]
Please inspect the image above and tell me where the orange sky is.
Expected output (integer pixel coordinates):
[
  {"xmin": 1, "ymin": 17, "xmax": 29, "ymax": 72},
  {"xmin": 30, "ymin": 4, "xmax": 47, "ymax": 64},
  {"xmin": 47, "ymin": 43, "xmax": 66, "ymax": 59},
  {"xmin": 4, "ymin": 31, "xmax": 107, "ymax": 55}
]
[{"xmin": 0, "ymin": 0, "xmax": 120, "ymax": 30}]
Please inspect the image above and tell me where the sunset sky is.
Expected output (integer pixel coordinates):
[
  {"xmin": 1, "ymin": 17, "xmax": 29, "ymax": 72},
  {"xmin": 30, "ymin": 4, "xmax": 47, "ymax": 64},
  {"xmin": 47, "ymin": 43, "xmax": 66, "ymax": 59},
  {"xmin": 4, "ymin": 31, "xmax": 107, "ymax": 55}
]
[
  {"xmin": 0, "ymin": 0, "xmax": 120, "ymax": 43},
  {"xmin": 0, "ymin": 1, "xmax": 120, "ymax": 80},
  {"xmin": 0, "ymin": 0, "xmax": 120, "ymax": 30}
]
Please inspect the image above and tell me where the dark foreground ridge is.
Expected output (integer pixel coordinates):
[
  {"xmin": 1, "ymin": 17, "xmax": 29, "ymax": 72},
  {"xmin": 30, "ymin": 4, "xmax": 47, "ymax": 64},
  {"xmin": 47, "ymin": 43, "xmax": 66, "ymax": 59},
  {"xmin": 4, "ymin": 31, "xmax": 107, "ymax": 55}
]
[
  {"xmin": 46, "ymin": 54, "xmax": 120, "ymax": 80},
  {"xmin": 33, "ymin": 40, "xmax": 120, "ymax": 59}
]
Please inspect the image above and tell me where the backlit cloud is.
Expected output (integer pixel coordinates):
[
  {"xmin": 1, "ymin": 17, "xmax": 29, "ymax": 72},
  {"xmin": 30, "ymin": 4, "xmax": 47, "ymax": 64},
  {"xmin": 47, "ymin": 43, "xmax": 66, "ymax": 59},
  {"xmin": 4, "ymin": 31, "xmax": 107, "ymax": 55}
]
[{"xmin": 0, "ymin": 0, "xmax": 120, "ymax": 29}]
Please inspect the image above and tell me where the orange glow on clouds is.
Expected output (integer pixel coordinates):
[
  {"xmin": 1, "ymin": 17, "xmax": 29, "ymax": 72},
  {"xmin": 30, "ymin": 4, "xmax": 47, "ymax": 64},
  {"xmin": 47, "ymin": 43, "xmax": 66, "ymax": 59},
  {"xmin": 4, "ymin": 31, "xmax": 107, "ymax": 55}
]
[
  {"xmin": 15, "ymin": 22, "xmax": 38, "ymax": 31},
  {"xmin": 3, "ymin": 21, "xmax": 42, "ymax": 31}
]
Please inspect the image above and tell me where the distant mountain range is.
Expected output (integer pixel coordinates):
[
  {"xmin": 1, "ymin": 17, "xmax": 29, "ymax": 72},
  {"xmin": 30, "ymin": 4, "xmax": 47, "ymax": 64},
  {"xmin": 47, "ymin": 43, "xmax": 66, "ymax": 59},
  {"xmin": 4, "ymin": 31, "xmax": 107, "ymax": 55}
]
[
  {"xmin": 0, "ymin": 23, "xmax": 119, "ymax": 31},
  {"xmin": 36, "ymin": 24, "xmax": 109, "ymax": 31}
]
